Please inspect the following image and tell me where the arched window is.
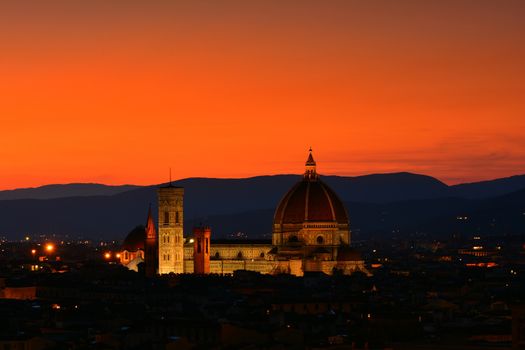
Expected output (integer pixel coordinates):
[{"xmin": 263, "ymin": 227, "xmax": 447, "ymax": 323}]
[
  {"xmin": 237, "ymin": 251, "xmax": 243, "ymax": 259},
  {"xmin": 317, "ymin": 236, "xmax": 324, "ymax": 244},
  {"xmin": 288, "ymin": 235, "xmax": 299, "ymax": 243},
  {"xmin": 214, "ymin": 252, "xmax": 220, "ymax": 259},
  {"xmin": 164, "ymin": 211, "xmax": 169, "ymax": 225}
]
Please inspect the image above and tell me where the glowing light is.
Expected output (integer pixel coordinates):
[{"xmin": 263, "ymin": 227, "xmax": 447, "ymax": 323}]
[
  {"xmin": 31, "ymin": 249, "xmax": 36, "ymax": 255},
  {"xmin": 45, "ymin": 243, "xmax": 55, "ymax": 253},
  {"xmin": 104, "ymin": 252, "xmax": 111, "ymax": 259},
  {"xmin": 51, "ymin": 304, "xmax": 61, "ymax": 310},
  {"xmin": 189, "ymin": 238, "xmax": 194, "ymax": 243},
  {"xmin": 115, "ymin": 253, "xmax": 121, "ymax": 258},
  {"xmin": 25, "ymin": 236, "xmax": 30, "ymax": 241},
  {"xmin": 466, "ymin": 262, "xmax": 498, "ymax": 268}
]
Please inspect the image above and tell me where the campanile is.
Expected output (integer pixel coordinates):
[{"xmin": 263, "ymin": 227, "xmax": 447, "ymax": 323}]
[{"xmin": 157, "ymin": 185, "xmax": 184, "ymax": 274}]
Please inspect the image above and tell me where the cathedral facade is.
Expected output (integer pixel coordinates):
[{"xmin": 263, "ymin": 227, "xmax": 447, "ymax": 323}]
[{"xmin": 120, "ymin": 150, "xmax": 368, "ymax": 276}]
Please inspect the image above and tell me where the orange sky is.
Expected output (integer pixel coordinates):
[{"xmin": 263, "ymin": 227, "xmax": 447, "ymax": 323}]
[{"xmin": 1, "ymin": 0, "xmax": 524, "ymax": 189}]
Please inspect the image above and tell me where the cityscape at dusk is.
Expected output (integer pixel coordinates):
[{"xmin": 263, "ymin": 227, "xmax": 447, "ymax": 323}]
[{"xmin": 1, "ymin": 1, "xmax": 525, "ymax": 349}]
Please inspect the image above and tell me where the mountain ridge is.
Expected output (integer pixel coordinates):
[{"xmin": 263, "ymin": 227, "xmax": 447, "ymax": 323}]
[
  {"xmin": 1, "ymin": 172, "xmax": 524, "ymax": 240},
  {"xmin": 0, "ymin": 183, "xmax": 140, "ymax": 200}
]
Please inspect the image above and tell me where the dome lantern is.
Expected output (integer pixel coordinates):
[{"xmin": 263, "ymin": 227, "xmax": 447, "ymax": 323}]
[{"xmin": 304, "ymin": 147, "xmax": 318, "ymax": 180}]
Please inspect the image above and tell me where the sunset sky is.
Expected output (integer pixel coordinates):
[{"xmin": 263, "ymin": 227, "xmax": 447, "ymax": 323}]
[{"xmin": 1, "ymin": 0, "xmax": 524, "ymax": 189}]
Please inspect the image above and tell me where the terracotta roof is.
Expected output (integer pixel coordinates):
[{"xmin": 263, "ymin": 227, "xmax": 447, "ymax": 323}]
[
  {"xmin": 122, "ymin": 225, "xmax": 145, "ymax": 251},
  {"xmin": 273, "ymin": 178, "xmax": 348, "ymax": 225}
]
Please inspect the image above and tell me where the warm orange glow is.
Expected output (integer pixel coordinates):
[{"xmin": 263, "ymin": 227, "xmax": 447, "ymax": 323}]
[
  {"xmin": 466, "ymin": 262, "xmax": 498, "ymax": 268},
  {"xmin": 115, "ymin": 253, "xmax": 121, "ymax": 259},
  {"xmin": 1, "ymin": 1, "xmax": 524, "ymax": 188},
  {"xmin": 31, "ymin": 249, "xmax": 36, "ymax": 255},
  {"xmin": 104, "ymin": 252, "xmax": 111, "ymax": 259},
  {"xmin": 45, "ymin": 244, "xmax": 55, "ymax": 253}
]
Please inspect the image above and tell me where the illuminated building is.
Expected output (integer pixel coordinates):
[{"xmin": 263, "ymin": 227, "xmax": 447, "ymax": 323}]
[
  {"xmin": 120, "ymin": 149, "xmax": 368, "ymax": 276},
  {"xmin": 193, "ymin": 226, "xmax": 211, "ymax": 274},
  {"xmin": 119, "ymin": 226, "xmax": 145, "ymax": 271},
  {"xmin": 157, "ymin": 186, "xmax": 184, "ymax": 274}
]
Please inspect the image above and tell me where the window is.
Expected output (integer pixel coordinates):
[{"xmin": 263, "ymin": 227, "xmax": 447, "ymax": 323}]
[
  {"xmin": 205, "ymin": 238, "xmax": 209, "ymax": 254},
  {"xmin": 197, "ymin": 238, "xmax": 201, "ymax": 253},
  {"xmin": 175, "ymin": 211, "xmax": 179, "ymax": 224},
  {"xmin": 164, "ymin": 211, "xmax": 169, "ymax": 225},
  {"xmin": 317, "ymin": 236, "xmax": 324, "ymax": 244}
]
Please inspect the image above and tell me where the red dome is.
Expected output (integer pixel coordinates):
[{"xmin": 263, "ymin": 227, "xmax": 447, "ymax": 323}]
[
  {"xmin": 122, "ymin": 225, "xmax": 145, "ymax": 251},
  {"xmin": 274, "ymin": 179, "xmax": 349, "ymax": 226}
]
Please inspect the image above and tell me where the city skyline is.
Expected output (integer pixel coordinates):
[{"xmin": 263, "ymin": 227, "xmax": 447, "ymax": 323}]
[{"xmin": 1, "ymin": 0, "xmax": 524, "ymax": 189}]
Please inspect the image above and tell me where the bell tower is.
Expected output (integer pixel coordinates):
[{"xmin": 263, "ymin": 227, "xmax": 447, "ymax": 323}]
[{"xmin": 157, "ymin": 185, "xmax": 184, "ymax": 274}]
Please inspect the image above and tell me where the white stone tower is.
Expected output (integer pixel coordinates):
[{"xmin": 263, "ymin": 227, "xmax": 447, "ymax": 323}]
[{"xmin": 157, "ymin": 185, "xmax": 184, "ymax": 274}]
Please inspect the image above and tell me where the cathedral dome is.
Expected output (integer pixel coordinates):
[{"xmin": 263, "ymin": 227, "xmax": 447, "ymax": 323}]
[
  {"xmin": 273, "ymin": 149, "xmax": 348, "ymax": 227},
  {"xmin": 122, "ymin": 225, "xmax": 145, "ymax": 251}
]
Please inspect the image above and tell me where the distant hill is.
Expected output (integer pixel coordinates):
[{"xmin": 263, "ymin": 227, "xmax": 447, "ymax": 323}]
[
  {"xmin": 188, "ymin": 189, "xmax": 525, "ymax": 239},
  {"xmin": 0, "ymin": 183, "xmax": 140, "ymax": 200},
  {"xmin": 0, "ymin": 173, "xmax": 524, "ymax": 240},
  {"xmin": 450, "ymin": 174, "xmax": 525, "ymax": 199},
  {"xmin": 3, "ymin": 173, "xmax": 525, "ymax": 203},
  {"xmin": 324, "ymin": 172, "xmax": 448, "ymax": 202}
]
